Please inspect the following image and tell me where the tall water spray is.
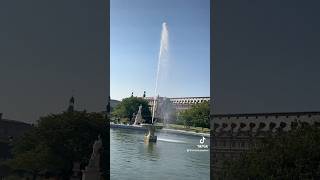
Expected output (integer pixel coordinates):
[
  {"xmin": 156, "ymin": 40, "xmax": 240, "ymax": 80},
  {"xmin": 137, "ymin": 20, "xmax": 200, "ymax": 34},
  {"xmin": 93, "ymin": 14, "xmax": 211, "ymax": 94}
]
[{"xmin": 152, "ymin": 22, "xmax": 169, "ymax": 124}]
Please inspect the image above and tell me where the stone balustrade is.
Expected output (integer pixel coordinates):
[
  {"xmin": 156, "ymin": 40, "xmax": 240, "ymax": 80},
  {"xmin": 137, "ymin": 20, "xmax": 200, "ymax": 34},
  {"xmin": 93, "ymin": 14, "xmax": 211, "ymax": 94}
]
[{"xmin": 211, "ymin": 112, "xmax": 320, "ymax": 136}]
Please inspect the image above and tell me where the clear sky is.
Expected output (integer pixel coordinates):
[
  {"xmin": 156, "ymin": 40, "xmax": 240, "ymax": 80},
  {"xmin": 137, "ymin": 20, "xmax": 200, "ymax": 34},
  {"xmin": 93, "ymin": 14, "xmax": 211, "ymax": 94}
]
[{"xmin": 110, "ymin": 0, "xmax": 210, "ymax": 100}]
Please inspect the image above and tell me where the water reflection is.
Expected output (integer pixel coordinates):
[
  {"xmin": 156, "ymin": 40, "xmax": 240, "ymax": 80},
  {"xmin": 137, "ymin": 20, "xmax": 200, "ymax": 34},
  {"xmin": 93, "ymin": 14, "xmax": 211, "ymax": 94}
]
[{"xmin": 142, "ymin": 142, "xmax": 160, "ymax": 160}]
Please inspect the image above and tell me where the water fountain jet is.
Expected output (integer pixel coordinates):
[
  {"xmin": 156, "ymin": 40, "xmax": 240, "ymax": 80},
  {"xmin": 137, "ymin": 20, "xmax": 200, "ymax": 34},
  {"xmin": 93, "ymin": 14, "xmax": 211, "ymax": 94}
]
[
  {"xmin": 151, "ymin": 21, "xmax": 169, "ymax": 124},
  {"xmin": 143, "ymin": 22, "xmax": 168, "ymax": 143}
]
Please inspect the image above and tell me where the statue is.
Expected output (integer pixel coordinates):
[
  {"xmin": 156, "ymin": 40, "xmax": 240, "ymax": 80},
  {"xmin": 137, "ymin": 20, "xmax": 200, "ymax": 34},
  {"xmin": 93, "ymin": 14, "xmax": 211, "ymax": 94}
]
[
  {"xmin": 88, "ymin": 135, "xmax": 103, "ymax": 168},
  {"xmin": 68, "ymin": 96, "xmax": 75, "ymax": 112},
  {"xmin": 133, "ymin": 105, "xmax": 143, "ymax": 125},
  {"xmin": 82, "ymin": 135, "xmax": 103, "ymax": 180}
]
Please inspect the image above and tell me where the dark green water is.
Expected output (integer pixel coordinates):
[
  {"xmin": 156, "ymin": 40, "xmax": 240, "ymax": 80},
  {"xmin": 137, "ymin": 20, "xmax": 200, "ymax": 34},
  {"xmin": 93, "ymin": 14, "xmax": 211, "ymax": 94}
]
[{"xmin": 110, "ymin": 128, "xmax": 210, "ymax": 180}]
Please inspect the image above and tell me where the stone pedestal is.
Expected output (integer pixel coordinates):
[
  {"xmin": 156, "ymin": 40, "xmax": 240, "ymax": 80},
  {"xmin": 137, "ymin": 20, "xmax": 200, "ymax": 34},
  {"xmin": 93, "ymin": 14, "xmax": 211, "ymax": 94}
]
[
  {"xmin": 82, "ymin": 167, "xmax": 101, "ymax": 180},
  {"xmin": 70, "ymin": 162, "xmax": 81, "ymax": 180},
  {"xmin": 142, "ymin": 124, "xmax": 158, "ymax": 143}
]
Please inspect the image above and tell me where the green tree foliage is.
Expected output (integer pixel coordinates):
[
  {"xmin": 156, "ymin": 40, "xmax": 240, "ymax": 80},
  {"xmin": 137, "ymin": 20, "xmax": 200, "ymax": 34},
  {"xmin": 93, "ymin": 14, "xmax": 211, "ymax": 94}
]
[
  {"xmin": 177, "ymin": 101, "xmax": 210, "ymax": 129},
  {"xmin": 221, "ymin": 124, "xmax": 320, "ymax": 180},
  {"xmin": 111, "ymin": 97, "xmax": 152, "ymax": 123},
  {"xmin": 6, "ymin": 111, "xmax": 107, "ymax": 179}
]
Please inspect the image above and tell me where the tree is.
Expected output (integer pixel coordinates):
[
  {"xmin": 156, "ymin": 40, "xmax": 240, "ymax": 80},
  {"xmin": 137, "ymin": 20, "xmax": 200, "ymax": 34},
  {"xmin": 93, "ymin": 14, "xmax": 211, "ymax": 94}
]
[
  {"xmin": 177, "ymin": 101, "xmax": 210, "ymax": 129},
  {"xmin": 111, "ymin": 97, "xmax": 152, "ymax": 124},
  {"xmin": 177, "ymin": 110, "xmax": 192, "ymax": 128},
  {"xmin": 221, "ymin": 124, "xmax": 320, "ymax": 179},
  {"xmin": 6, "ymin": 111, "xmax": 107, "ymax": 179}
]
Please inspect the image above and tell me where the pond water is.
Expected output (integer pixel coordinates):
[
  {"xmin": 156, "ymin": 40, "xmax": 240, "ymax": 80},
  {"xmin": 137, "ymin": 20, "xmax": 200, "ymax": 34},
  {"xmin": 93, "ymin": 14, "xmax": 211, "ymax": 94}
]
[{"xmin": 110, "ymin": 128, "xmax": 210, "ymax": 180}]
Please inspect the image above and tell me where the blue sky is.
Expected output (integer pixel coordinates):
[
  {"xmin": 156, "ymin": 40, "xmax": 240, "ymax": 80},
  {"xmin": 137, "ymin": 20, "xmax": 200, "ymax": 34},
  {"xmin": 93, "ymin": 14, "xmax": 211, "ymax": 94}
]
[{"xmin": 111, "ymin": 0, "xmax": 210, "ymax": 100}]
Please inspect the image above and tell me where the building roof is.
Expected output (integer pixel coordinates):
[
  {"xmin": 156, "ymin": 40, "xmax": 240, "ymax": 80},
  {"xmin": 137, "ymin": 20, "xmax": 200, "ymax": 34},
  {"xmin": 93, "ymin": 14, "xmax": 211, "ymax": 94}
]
[
  {"xmin": 0, "ymin": 118, "xmax": 32, "ymax": 126},
  {"xmin": 110, "ymin": 99, "xmax": 121, "ymax": 108},
  {"xmin": 144, "ymin": 96, "xmax": 210, "ymax": 99},
  {"xmin": 169, "ymin": 96, "xmax": 210, "ymax": 99}
]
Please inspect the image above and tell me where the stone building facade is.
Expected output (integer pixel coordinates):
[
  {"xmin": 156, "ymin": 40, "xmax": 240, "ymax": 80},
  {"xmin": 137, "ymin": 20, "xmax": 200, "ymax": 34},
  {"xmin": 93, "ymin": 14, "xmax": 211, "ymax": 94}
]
[
  {"xmin": 145, "ymin": 96, "xmax": 210, "ymax": 114},
  {"xmin": 143, "ymin": 96, "xmax": 210, "ymax": 123},
  {"xmin": 169, "ymin": 97, "xmax": 210, "ymax": 113},
  {"xmin": 211, "ymin": 111, "xmax": 320, "ymax": 176}
]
